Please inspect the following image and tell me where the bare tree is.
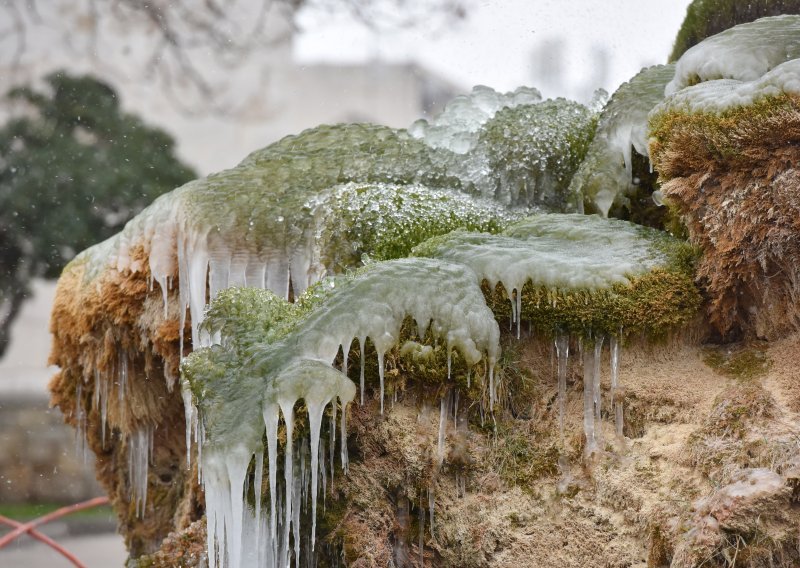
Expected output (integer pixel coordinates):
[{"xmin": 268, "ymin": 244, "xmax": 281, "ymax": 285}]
[{"xmin": 0, "ymin": 0, "xmax": 468, "ymax": 112}]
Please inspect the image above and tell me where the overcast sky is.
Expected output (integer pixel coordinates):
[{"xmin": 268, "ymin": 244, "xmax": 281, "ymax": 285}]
[{"xmin": 295, "ymin": 0, "xmax": 693, "ymax": 100}]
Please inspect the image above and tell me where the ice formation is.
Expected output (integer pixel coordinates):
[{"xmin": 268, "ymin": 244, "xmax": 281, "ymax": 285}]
[
  {"xmin": 410, "ymin": 86, "xmax": 597, "ymax": 211},
  {"xmin": 182, "ymin": 258, "xmax": 501, "ymax": 567},
  {"xmin": 656, "ymin": 58, "xmax": 800, "ymax": 114},
  {"xmin": 414, "ymin": 213, "xmax": 674, "ymax": 335},
  {"xmin": 413, "ymin": 213, "xmax": 689, "ymax": 455},
  {"xmin": 409, "ymin": 84, "xmax": 542, "ymax": 154},
  {"xmin": 666, "ymin": 15, "xmax": 800, "ymax": 95},
  {"xmin": 474, "ymin": 99, "xmax": 597, "ymax": 210},
  {"xmin": 569, "ymin": 65, "xmax": 675, "ymax": 216},
  {"xmin": 54, "ymin": 76, "xmax": 703, "ymax": 566},
  {"xmin": 66, "ymin": 125, "xmax": 516, "ymax": 352}
]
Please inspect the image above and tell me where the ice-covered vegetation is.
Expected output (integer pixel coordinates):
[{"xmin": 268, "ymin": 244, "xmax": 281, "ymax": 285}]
[
  {"xmin": 181, "ymin": 258, "xmax": 501, "ymax": 567},
  {"xmin": 49, "ymin": 12, "xmax": 800, "ymax": 566},
  {"xmin": 667, "ymin": 15, "xmax": 800, "ymax": 94},
  {"xmin": 54, "ymin": 76, "xmax": 705, "ymax": 567},
  {"xmin": 570, "ymin": 65, "xmax": 674, "ymax": 216}
]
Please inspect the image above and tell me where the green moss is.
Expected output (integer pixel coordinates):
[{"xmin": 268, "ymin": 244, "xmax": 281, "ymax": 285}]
[
  {"xmin": 493, "ymin": 421, "xmax": 560, "ymax": 490},
  {"xmin": 702, "ymin": 343, "xmax": 772, "ymax": 380}
]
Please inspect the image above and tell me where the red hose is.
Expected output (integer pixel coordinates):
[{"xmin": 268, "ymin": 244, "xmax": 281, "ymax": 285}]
[
  {"xmin": 0, "ymin": 496, "xmax": 110, "ymax": 552},
  {"xmin": 0, "ymin": 514, "xmax": 86, "ymax": 568}
]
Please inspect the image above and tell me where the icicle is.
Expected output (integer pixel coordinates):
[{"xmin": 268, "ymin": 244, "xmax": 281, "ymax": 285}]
[
  {"xmin": 320, "ymin": 443, "xmax": 327, "ymax": 511},
  {"xmin": 118, "ymin": 351, "xmax": 128, "ymax": 403},
  {"xmin": 300, "ymin": 436, "xmax": 308, "ymax": 514},
  {"xmin": 466, "ymin": 369, "xmax": 471, "ymax": 389},
  {"xmin": 254, "ymin": 448, "xmax": 264, "ymax": 560},
  {"xmin": 509, "ymin": 291, "xmax": 516, "ymax": 331},
  {"xmin": 359, "ymin": 336, "xmax": 366, "ymax": 406},
  {"xmin": 92, "ymin": 369, "xmax": 100, "ymax": 410},
  {"xmin": 196, "ymin": 414, "xmax": 204, "ymax": 483},
  {"xmin": 516, "ymin": 289, "xmax": 522, "ymax": 339},
  {"xmin": 155, "ymin": 274, "xmax": 169, "ymax": 320},
  {"xmin": 329, "ymin": 400, "xmax": 337, "ymax": 486},
  {"xmin": 306, "ymin": 395, "xmax": 332, "ymax": 550},
  {"xmin": 292, "ymin": 444, "xmax": 301, "ymax": 568},
  {"xmin": 100, "ymin": 371, "xmax": 109, "ymax": 448},
  {"xmin": 188, "ymin": 245, "xmax": 211, "ymax": 349},
  {"xmin": 279, "ymin": 400, "xmax": 295, "ymax": 568},
  {"xmin": 75, "ymin": 382, "xmax": 87, "ymax": 462},
  {"xmin": 181, "ymin": 381, "xmax": 195, "ymax": 468},
  {"xmin": 128, "ymin": 424, "xmax": 153, "ymax": 517},
  {"xmin": 582, "ymin": 347, "xmax": 597, "ymax": 457},
  {"xmin": 610, "ymin": 336, "xmax": 623, "ymax": 438},
  {"xmin": 437, "ymin": 394, "xmax": 448, "ymax": 465},
  {"xmin": 593, "ymin": 337, "xmax": 604, "ymax": 449},
  {"xmin": 342, "ymin": 339, "xmax": 352, "ymax": 375},
  {"xmin": 428, "ymin": 486, "xmax": 435, "ymax": 536},
  {"xmin": 340, "ymin": 400, "xmax": 349, "ymax": 475},
  {"xmin": 224, "ymin": 447, "xmax": 251, "ymax": 568},
  {"xmin": 378, "ymin": 350, "xmax": 385, "ymax": 414},
  {"xmin": 488, "ymin": 362, "xmax": 496, "ymax": 408},
  {"xmin": 555, "ymin": 335, "xmax": 569, "ymax": 442},
  {"xmin": 446, "ymin": 346, "xmax": 452, "ymax": 381},
  {"xmin": 263, "ymin": 403, "xmax": 280, "ymax": 565}
]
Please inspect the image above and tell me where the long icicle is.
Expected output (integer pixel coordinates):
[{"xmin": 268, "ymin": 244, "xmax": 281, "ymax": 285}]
[
  {"xmin": 582, "ymin": 346, "xmax": 597, "ymax": 457},
  {"xmin": 592, "ymin": 336, "xmax": 605, "ymax": 450},
  {"xmin": 555, "ymin": 335, "xmax": 569, "ymax": 442},
  {"xmin": 610, "ymin": 336, "xmax": 623, "ymax": 438}
]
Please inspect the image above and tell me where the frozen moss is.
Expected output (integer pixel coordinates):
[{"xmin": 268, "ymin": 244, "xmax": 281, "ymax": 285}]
[
  {"xmin": 310, "ymin": 182, "xmax": 520, "ymax": 269},
  {"xmin": 409, "ymin": 84, "xmax": 542, "ymax": 154},
  {"xmin": 667, "ymin": 15, "xmax": 800, "ymax": 95},
  {"xmin": 414, "ymin": 214, "xmax": 700, "ymax": 338},
  {"xmin": 670, "ymin": 0, "xmax": 800, "ymax": 62},
  {"xmin": 474, "ymin": 99, "xmax": 597, "ymax": 211},
  {"xmin": 181, "ymin": 257, "xmax": 501, "ymax": 568},
  {"xmin": 569, "ymin": 65, "xmax": 675, "ymax": 217}
]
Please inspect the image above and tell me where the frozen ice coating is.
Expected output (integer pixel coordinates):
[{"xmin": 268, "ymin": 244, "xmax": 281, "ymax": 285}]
[
  {"xmin": 182, "ymin": 257, "xmax": 501, "ymax": 567},
  {"xmin": 309, "ymin": 182, "xmax": 520, "ymax": 268},
  {"xmin": 655, "ymin": 58, "xmax": 800, "ymax": 115},
  {"xmin": 415, "ymin": 214, "xmax": 669, "ymax": 297},
  {"xmin": 65, "ymin": 121, "xmax": 534, "ymax": 351},
  {"xmin": 667, "ymin": 16, "xmax": 800, "ymax": 96},
  {"xmin": 569, "ymin": 65, "xmax": 675, "ymax": 216},
  {"xmin": 473, "ymin": 99, "xmax": 597, "ymax": 211},
  {"xmin": 128, "ymin": 425, "xmax": 154, "ymax": 518},
  {"xmin": 47, "ymin": 76, "xmax": 710, "ymax": 567},
  {"xmin": 409, "ymin": 85, "xmax": 542, "ymax": 154}
]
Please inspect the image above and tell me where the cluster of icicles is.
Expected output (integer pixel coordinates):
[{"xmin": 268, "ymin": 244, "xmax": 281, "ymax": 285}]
[
  {"xmin": 181, "ymin": 257, "xmax": 501, "ymax": 568},
  {"xmin": 555, "ymin": 334, "xmax": 625, "ymax": 455},
  {"xmin": 73, "ymin": 350, "xmax": 154, "ymax": 517},
  {"xmin": 76, "ymin": 213, "xmax": 657, "ymax": 568}
]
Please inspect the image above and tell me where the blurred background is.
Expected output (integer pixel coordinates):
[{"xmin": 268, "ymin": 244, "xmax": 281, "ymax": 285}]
[{"xmin": 0, "ymin": 0, "xmax": 691, "ymax": 564}]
